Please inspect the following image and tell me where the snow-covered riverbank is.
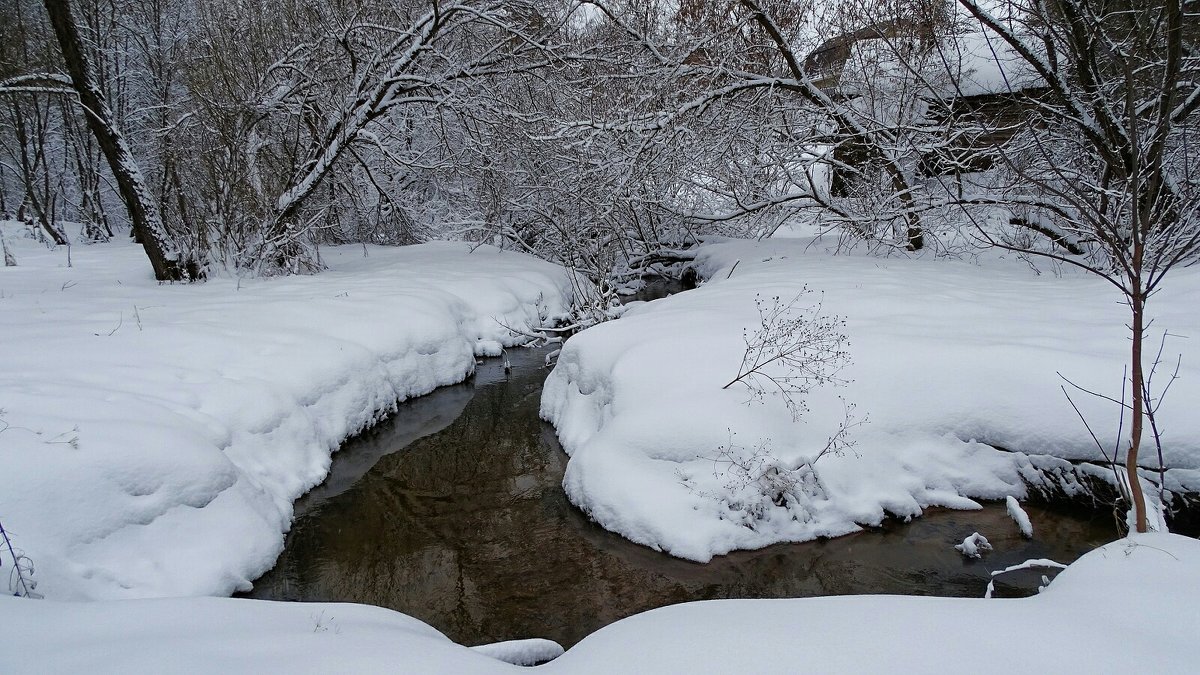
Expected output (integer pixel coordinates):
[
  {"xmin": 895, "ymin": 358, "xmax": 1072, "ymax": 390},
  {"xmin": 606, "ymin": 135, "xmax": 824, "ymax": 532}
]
[
  {"xmin": 0, "ymin": 229, "xmax": 578, "ymax": 599},
  {"xmin": 541, "ymin": 238, "xmax": 1200, "ymax": 561},
  {"xmin": 3, "ymin": 533, "xmax": 1196, "ymax": 673},
  {"xmin": 4, "ymin": 229, "xmax": 1198, "ymax": 674}
]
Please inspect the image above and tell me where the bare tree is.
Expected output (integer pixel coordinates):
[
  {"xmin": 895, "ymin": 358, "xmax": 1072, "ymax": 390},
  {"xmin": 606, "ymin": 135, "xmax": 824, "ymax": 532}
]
[
  {"xmin": 176, "ymin": 0, "xmax": 561, "ymax": 273},
  {"xmin": 952, "ymin": 0, "xmax": 1200, "ymax": 532},
  {"xmin": 560, "ymin": 1, "xmax": 965, "ymax": 255},
  {"xmin": 0, "ymin": 0, "xmax": 70, "ymax": 245},
  {"xmin": 42, "ymin": 0, "xmax": 196, "ymax": 280}
]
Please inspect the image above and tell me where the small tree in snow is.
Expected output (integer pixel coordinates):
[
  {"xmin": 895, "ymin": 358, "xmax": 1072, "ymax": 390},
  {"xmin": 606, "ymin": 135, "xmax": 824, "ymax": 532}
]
[
  {"xmin": 686, "ymin": 290, "xmax": 860, "ymax": 527},
  {"xmin": 724, "ymin": 289, "xmax": 852, "ymax": 421},
  {"xmin": 954, "ymin": 0, "xmax": 1200, "ymax": 532}
]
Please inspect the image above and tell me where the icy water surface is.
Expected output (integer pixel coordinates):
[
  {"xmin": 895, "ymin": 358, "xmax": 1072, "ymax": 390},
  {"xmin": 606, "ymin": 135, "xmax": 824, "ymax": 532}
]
[{"xmin": 247, "ymin": 346, "xmax": 1119, "ymax": 648}]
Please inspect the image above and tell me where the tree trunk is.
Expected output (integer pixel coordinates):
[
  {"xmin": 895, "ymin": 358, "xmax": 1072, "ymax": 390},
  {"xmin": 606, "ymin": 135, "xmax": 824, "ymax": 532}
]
[
  {"xmin": 740, "ymin": 1, "xmax": 925, "ymax": 252},
  {"xmin": 0, "ymin": 162, "xmax": 8, "ymax": 218},
  {"xmin": 42, "ymin": 0, "xmax": 196, "ymax": 281},
  {"xmin": 1128, "ymin": 282, "xmax": 1148, "ymax": 533},
  {"xmin": 1, "ymin": 233, "xmax": 16, "ymax": 266}
]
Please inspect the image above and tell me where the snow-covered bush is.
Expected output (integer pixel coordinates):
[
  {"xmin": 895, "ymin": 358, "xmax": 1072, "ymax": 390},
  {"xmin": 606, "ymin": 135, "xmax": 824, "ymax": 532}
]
[
  {"xmin": 681, "ymin": 435, "xmax": 827, "ymax": 531},
  {"xmin": 676, "ymin": 289, "xmax": 862, "ymax": 530},
  {"xmin": 0, "ymin": 518, "xmax": 39, "ymax": 599}
]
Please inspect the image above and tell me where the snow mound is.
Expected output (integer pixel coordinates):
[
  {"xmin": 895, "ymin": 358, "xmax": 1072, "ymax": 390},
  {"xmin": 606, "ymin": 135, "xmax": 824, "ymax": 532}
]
[
  {"xmin": 0, "ymin": 231, "xmax": 578, "ymax": 599},
  {"xmin": 541, "ymin": 238, "xmax": 1200, "ymax": 561},
  {"xmin": 4, "ymin": 534, "xmax": 1196, "ymax": 673},
  {"xmin": 955, "ymin": 532, "xmax": 993, "ymax": 558},
  {"xmin": 0, "ymin": 596, "xmax": 510, "ymax": 674},
  {"xmin": 544, "ymin": 533, "xmax": 1200, "ymax": 674},
  {"xmin": 1006, "ymin": 496, "xmax": 1034, "ymax": 538},
  {"xmin": 471, "ymin": 638, "xmax": 564, "ymax": 666}
]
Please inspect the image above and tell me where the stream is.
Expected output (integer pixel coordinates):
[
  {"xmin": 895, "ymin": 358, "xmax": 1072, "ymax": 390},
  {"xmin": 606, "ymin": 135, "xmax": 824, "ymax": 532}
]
[{"xmin": 245, "ymin": 341, "xmax": 1119, "ymax": 648}]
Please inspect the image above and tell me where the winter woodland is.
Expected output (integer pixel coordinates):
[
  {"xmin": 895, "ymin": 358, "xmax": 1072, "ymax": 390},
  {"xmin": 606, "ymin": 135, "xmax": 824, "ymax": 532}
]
[{"xmin": 2, "ymin": 0, "xmax": 1199, "ymax": 672}]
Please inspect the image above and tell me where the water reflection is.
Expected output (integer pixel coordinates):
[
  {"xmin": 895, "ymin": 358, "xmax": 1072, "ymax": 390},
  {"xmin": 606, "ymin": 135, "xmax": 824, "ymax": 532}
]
[{"xmin": 247, "ymin": 346, "xmax": 1118, "ymax": 648}]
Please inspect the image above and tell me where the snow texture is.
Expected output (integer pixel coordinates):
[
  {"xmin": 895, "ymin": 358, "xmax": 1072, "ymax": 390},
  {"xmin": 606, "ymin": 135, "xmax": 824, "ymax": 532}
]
[
  {"xmin": 541, "ymin": 237, "xmax": 1200, "ymax": 562},
  {"xmin": 2, "ymin": 533, "xmax": 1196, "ymax": 673},
  {"xmin": 0, "ymin": 226, "xmax": 578, "ymax": 599},
  {"xmin": 1006, "ymin": 495, "xmax": 1034, "ymax": 538}
]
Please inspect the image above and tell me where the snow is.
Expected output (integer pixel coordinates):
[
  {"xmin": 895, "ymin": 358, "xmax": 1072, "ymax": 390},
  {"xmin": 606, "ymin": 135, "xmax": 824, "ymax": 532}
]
[
  {"xmin": 3, "ymin": 533, "xmax": 1196, "ymax": 673},
  {"xmin": 825, "ymin": 26, "xmax": 1043, "ymax": 100},
  {"xmin": 984, "ymin": 558, "xmax": 1067, "ymax": 599},
  {"xmin": 2, "ymin": 227, "xmax": 1198, "ymax": 672},
  {"xmin": 0, "ymin": 225, "xmax": 579, "ymax": 600},
  {"xmin": 470, "ymin": 638, "xmax": 565, "ymax": 666},
  {"xmin": 0, "ymin": 595, "xmax": 515, "ymax": 674},
  {"xmin": 955, "ymin": 531, "xmax": 992, "ymax": 558},
  {"xmin": 545, "ymin": 534, "xmax": 1200, "ymax": 674},
  {"xmin": 944, "ymin": 30, "xmax": 1044, "ymax": 98},
  {"xmin": 541, "ymin": 237, "xmax": 1200, "ymax": 562},
  {"xmin": 1006, "ymin": 496, "xmax": 1034, "ymax": 538}
]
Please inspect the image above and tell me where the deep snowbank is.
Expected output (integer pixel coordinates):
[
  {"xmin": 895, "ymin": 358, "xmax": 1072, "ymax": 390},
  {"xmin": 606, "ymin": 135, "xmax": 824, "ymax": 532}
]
[
  {"xmin": 544, "ymin": 533, "xmax": 1199, "ymax": 674},
  {"xmin": 541, "ymin": 238, "xmax": 1200, "ymax": 561},
  {"xmin": 0, "ymin": 230, "xmax": 577, "ymax": 599},
  {"xmin": 3, "ymin": 533, "xmax": 1196, "ymax": 673}
]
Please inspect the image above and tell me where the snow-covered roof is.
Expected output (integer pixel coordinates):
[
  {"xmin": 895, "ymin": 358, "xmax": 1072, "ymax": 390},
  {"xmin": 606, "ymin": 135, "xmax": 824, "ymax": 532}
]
[
  {"xmin": 806, "ymin": 26, "xmax": 1046, "ymax": 99},
  {"xmin": 941, "ymin": 30, "xmax": 1044, "ymax": 98}
]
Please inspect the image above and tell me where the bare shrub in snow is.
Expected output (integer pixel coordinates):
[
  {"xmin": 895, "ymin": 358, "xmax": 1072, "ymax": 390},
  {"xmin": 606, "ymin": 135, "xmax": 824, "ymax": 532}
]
[
  {"xmin": 683, "ymin": 411, "xmax": 862, "ymax": 531},
  {"xmin": 0, "ymin": 518, "xmax": 39, "ymax": 598},
  {"xmin": 681, "ymin": 290, "xmax": 861, "ymax": 529},
  {"xmin": 684, "ymin": 434, "xmax": 827, "ymax": 530},
  {"xmin": 724, "ymin": 289, "xmax": 851, "ymax": 421}
]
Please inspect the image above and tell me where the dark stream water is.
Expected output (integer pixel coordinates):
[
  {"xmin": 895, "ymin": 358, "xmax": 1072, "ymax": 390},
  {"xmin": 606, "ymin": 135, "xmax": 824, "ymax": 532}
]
[{"xmin": 246, "ymin": 342, "xmax": 1119, "ymax": 648}]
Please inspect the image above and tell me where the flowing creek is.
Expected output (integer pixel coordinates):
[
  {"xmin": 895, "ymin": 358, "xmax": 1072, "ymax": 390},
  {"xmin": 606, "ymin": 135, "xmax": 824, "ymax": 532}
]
[{"xmin": 246, "ymin": 341, "xmax": 1119, "ymax": 648}]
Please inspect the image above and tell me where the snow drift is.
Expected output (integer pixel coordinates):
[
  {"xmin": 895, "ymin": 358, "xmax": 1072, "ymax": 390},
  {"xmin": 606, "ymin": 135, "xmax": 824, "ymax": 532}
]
[
  {"xmin": 0, "ymin": 231, "xmax": 577, "ymax": 599},
  {"xmin": 541, "ymin": 237, "xmax": 1200, "ymax": 561},
  {"xmin": 2, "ymin": 533, "xmax": 1196, "ymax": 673}
]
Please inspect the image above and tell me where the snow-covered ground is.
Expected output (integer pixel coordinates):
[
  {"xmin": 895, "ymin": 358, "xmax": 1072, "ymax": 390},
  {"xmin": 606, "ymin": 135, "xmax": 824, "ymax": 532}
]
[
  {"xmin": 0, "ymin": 226, "xmax": 578, "ymax": 599},
  {"xmin": 4, "ymin": 227, "xmax": 1198, "ymax": 673},
  {"xmin": 3, "ymin": 533, "xmax": 1196, "ymax": 673},
  {"xmin": 541, "ymin": 237, "xmax": 1200, "ymax": 561},
  {"xmin": 547, "ymin": 533, "xmax": 1199, "ymax": 674}
]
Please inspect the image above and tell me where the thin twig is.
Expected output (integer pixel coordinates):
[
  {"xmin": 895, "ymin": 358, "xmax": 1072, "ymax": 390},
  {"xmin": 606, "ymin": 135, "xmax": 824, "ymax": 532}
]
[{"xmin": 1057, "ymin": 371, "xmax": 1132, "ymax": 410}]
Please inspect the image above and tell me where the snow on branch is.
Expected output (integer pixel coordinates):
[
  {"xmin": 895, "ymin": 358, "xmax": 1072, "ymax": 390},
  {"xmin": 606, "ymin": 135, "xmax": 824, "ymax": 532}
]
[
  {"xmin": 0, "ymin": 73, "xmax": 77, "ymax": 99},
  {"xmin": 984, "ymin": 558, "xmax": 1066, "ymax": 599}
]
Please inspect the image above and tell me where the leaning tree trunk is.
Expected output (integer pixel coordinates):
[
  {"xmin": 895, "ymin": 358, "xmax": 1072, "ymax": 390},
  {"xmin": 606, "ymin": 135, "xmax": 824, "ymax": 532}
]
[{"xmin": 42, "ymin": 0, "xmax": 195, "ymax": 281}]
